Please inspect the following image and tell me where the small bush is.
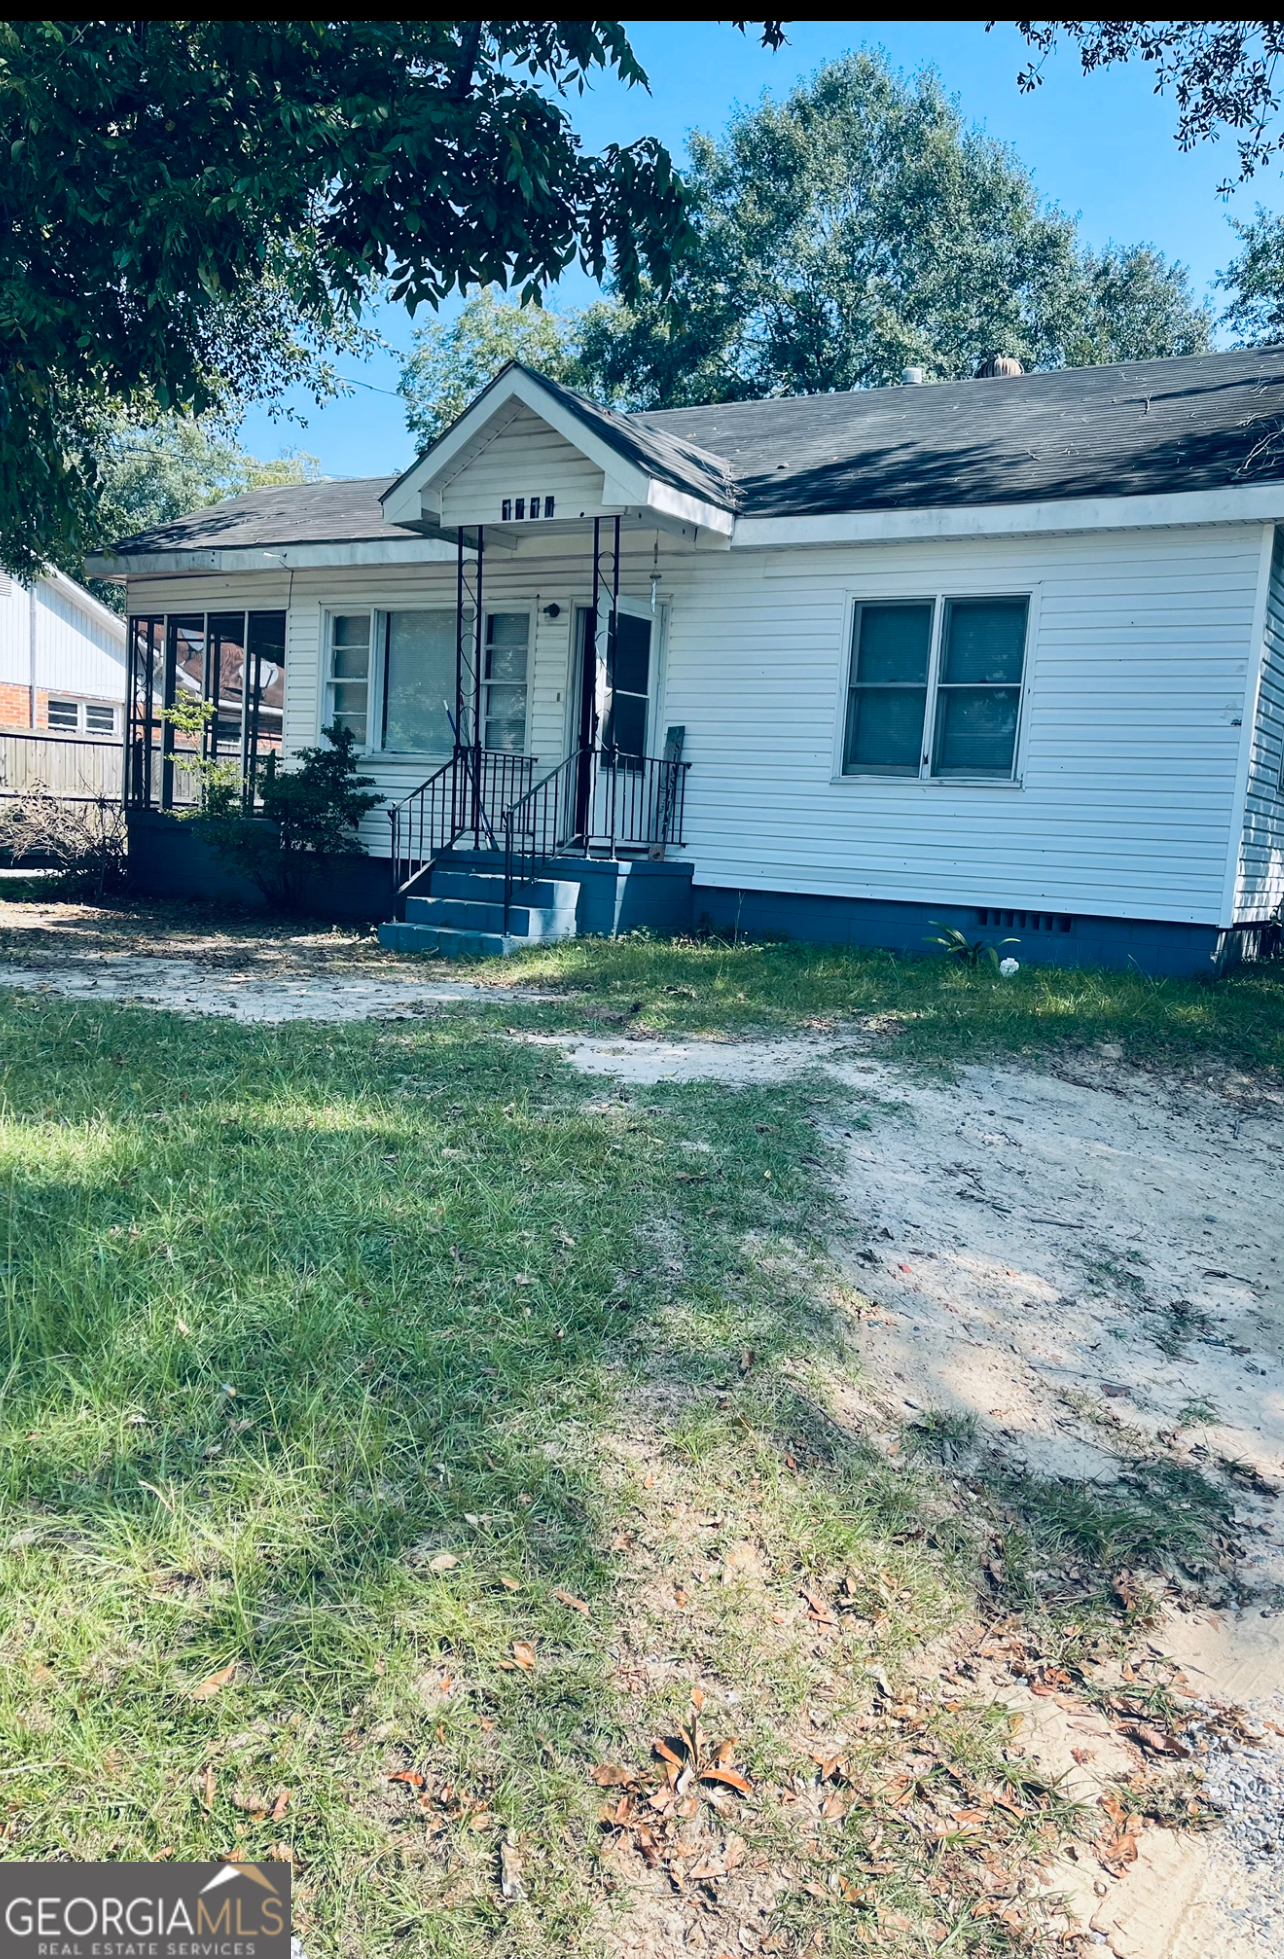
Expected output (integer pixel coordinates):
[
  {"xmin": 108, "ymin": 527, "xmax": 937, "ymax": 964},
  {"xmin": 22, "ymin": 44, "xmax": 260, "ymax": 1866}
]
[{"xmin": 196, "ymin": 723, "xmax": 382, "ymax": 910}]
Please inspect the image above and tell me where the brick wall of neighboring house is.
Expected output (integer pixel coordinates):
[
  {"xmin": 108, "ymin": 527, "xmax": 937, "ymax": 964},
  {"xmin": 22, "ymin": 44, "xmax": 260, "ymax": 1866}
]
[{"xmin": 0, "ymin": 682, "xmax": 37, "ymax": 727}]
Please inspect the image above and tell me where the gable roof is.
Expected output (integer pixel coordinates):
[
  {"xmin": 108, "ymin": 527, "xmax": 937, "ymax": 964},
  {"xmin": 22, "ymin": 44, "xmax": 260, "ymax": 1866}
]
[{"xmin": 98, "ymin": 347, "xmax": 1284, "ymax": 561}]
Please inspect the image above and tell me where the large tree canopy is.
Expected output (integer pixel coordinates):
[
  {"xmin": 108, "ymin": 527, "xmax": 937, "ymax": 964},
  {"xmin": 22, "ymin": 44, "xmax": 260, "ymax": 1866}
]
[
  {"xmin": 400, "ymin": 55, "xmax": 1212, "ymax": 427},
  {"xmin": 0, "ymin": 18, "xmax": 782, "ymax": 577}
]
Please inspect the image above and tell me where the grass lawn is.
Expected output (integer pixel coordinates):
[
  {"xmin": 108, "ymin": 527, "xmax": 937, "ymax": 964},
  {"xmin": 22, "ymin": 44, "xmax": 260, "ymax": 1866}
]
[
  {"xmin": 469, "ymin": 933, "xmax": 1284, "ymax": 1076},
  {"xmin": 0, "ymin": 936, "xmax": 1273, "ymax": 1955}
]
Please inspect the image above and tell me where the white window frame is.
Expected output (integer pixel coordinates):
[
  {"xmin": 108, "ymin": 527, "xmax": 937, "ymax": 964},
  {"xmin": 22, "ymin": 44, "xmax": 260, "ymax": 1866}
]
[
  {"xmin": 832, "ymin": 587, "xmax": 1037, "ymax": 787},
  {"xmin": 46, "ymin": 698, "xmax": 82, "ymax": 731},
  {"xmin": 480, "ymin": 603, "xmax": 534, "ymax": 756},
  {"xmin": 323, "ymin": 606, "xmax": 376, "ymax": 749},
  {"xmin": 84, "ymin": 701, "xmax": 119, "ymax": 735}
]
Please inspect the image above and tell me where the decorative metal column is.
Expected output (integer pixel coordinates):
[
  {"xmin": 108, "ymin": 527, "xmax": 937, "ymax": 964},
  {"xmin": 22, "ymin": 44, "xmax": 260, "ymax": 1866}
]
[
  {"xmin": 576, "ymin": 515, "xmax": 620, "ymax": 843},
  {"xmin": 456, "ymin": 524, "xmax": 484, "ymax": 844}
]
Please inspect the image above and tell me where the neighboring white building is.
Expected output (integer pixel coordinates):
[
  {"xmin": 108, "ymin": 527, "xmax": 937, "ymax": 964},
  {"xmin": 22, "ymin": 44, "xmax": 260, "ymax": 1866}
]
[
  {"xmin": 0, "ymin": 566, "xmax": 127, "ymax": 735},
  {"xmin": 91, "ymin": 348, "xmax": 1284, "ymax": 974}
]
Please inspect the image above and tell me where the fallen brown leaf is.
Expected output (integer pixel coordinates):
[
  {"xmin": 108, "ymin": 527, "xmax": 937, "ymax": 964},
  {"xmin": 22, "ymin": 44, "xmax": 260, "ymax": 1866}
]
[
  {"xmin": 591, "ymin": 1764, "xmax": 637, "ymax": 1787},
  {"xmin": 428, "ymin": 1552, "xmax": 459, "ymax": 1573},
  {"xmin": 511, "ymin": 1641, "xmax": 537, "ymax": 1670},
  {"xmin": 700, "ymin": 1766, "xmax": 753, "ymax": 1795},
  {"xmin": 553, "ymin": 1588, "xmax": 589, "ymax": 1616},
  {"xmin": 499, "ymin": 1833, "xmax": 524, "ymax": 1900},
  {"xmin": 270, "ymin": 1789, "xmax": 292, "ymax": 1821},
  {"xmin": 189, "ymin": 1661, "xmax": 237, "ymax": 1702}
]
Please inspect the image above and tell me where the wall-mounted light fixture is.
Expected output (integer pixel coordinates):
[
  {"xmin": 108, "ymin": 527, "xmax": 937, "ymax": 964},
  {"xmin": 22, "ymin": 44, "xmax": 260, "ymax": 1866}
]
[{"xmin": 543, "ymin": 602, "xmax": 561, "ymax": 619}]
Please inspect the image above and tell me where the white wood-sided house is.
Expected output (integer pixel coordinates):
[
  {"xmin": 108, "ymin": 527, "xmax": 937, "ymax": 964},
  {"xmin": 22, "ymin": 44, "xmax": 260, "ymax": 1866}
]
[
  {"xmin": 0, "ymin": 566, "xmax": 126, "ymax": 736},
  {"xmin": 90, "ymin": 347, "xmax": 1284, "ymax": 974}
]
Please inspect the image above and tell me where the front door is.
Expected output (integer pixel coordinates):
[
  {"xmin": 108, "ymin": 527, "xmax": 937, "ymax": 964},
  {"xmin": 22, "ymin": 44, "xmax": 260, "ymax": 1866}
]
[{"xmin": 570, "ymin": 602, "xmax": 655, "ymax": 840}]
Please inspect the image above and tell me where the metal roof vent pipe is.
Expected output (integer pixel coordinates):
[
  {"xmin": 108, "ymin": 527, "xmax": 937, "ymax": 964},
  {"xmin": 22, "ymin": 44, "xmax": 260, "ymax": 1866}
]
[
  {"xmin": 975, "ymin": 353, "xmax": 1024, "ymax": 378},
  {"xmin": 902, "ymin": 365, "xmax": 925, "ymax": 385}
]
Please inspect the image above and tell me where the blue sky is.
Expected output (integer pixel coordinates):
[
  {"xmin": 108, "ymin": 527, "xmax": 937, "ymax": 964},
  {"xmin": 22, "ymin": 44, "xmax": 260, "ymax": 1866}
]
[{"xmin": 237, "ymin": 19, "xmax": 1279, "ymax": 481}]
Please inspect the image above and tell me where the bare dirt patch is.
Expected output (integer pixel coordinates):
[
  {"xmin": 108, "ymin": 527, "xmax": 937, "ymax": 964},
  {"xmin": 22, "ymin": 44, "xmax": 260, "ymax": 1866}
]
[
  {"xmin": 550, "ymin": 1028, "xmax": 1284, "ymax": 1959},
  {"xmin": 0, "ymin": 902, "xmax": 555, "ymax": 1017}
]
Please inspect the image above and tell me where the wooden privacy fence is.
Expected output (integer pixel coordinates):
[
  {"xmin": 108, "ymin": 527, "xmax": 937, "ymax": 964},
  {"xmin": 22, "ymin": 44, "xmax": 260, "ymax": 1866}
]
[{"xmin": 0, "ymin": 729, "xmax": 123, "ymax": 802}]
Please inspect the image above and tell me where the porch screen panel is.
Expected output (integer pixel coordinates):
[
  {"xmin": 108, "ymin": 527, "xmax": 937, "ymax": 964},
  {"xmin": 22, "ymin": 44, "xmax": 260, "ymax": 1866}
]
[
  {"xmin": 246, "ymin": 611, "xmax": 287, "ymax": 778},
  {"xmin": 382, "ymin": 609, "xmax": 455, "ymax": 753},
  {"xmin": 127, "ymin": 616, "xmax": 164, "ymax": 806},
  {"xmin": 164, "ymin": 615, "xmax": 205, "ymax": 807},
  {"xmin": 604, "ymin": 613, "xmax": 651, "ymax": 760},
  {"xmin": 842, "ymin": 602, "xmax": 932, "ymax": 775},
  {"xmin": 931, "ymin": 598, "xmax": 1027, "ymax": 777},
  {"xmin": 483, "ymin": 612, "xmax": 529, "ymax": 753},
  {"xmin": 208, "ymin": 613, "xmax": 247, "ymax": 760}
]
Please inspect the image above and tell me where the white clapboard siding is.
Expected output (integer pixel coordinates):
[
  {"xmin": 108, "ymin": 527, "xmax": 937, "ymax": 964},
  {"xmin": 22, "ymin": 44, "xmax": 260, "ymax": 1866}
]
[
  {"xmin": 0, "ymin": 573, "xmax": 126, "ymax": 703},
  {"xmin": 659, "ymin": 524, "xmax": 1260, "ymax": 926},
  {"xmin": 125, "ymin": 520, "xmax": 1262, "ymax": 923},
  {"xmin": 1236, "ymin": 525, "xmax": 1284, "ymax": 920},
  {"xmin": 439, "ymin": 406, "xmax": 606, "ymax": 527}
]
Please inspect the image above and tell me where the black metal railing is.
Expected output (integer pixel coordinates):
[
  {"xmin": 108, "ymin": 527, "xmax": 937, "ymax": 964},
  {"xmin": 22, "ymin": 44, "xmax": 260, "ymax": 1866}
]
[
  {"xmin": 502, "ymin": 747, "xmax": 689, "ymax": 932},
  {"xmin": 389, "ymin": 747, "xmax": 536, "ymax": 903}
]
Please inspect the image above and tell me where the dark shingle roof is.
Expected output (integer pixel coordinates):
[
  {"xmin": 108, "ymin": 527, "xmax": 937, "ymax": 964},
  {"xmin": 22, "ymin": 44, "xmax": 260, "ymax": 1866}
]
[
  {"xmin": 108, "ymin": 348, "xmax": 1284, "ymax": 556},
  {"xmin": 109, "ymin": 476, "xmax": 400, "ymax": 553},
  {"xmin": 631, "ymin": 348, "xmax": 1284, "ymax": 516}
]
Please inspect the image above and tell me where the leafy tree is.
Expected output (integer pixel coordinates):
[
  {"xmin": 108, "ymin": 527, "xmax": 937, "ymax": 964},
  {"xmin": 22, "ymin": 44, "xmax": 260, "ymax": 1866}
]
[
  {"xmin": 1009, "ymin": 22, "xmax": 1284, "ymax": 190},
  {"xmin": 0, "ymin": 19, "xmax": 782, "ymax": 578},
  {"xmin": 400, "ymin": 288, "xmax": 584, "ymax": 447},
  {"xmin": 1220, "ymin": 208, "xmax": 1284, "ymax": 345},
  {"xmin": 571, "ymin": 55, "xmax": 1211, "ymax": 410},
  {"xmin": 572, "ymin": 59, "xmax": 1215, "ymax": 411},
  {"xmin": 79, "ymin": 420, "xmax": 321, "ymax": 611}
]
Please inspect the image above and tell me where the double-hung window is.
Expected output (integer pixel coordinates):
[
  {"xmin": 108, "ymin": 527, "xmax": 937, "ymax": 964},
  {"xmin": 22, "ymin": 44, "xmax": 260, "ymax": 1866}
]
[
  {"xmin": 327, "ymin": 614, "xmax": 372, "ymax": 743},
  {"xmin": 842, "ymin": 594, "xmax": 1029, "ymax": 780},
  {"xmin": 482, "ymin": 611, "xmax": 530, "ymax": 753}
]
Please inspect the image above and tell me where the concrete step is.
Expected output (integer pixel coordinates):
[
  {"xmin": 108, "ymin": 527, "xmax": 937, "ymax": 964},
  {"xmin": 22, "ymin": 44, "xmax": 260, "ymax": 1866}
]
[
  {"xmin": 404, "ymin": 894, "xmax": 577, "ymax": 939},
  {"xmin": 431, "ymin": 869, "xmax": 581, "ymax": 909},
  {"xmin": 378, "ymin": 921, "xmax": 509, "ymax": 958}
]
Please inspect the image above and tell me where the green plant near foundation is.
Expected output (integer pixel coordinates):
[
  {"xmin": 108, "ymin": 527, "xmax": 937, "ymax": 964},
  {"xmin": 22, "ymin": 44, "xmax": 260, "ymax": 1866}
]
[{"xmin": 195, "ymin": 722, "xmax": 382, "ymax": 911}]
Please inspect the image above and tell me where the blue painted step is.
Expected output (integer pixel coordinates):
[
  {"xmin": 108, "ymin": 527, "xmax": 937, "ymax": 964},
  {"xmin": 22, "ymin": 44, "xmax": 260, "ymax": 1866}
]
[{"xmin": 378, "ymin": 868, "xmax": 582, "ymax": 959}]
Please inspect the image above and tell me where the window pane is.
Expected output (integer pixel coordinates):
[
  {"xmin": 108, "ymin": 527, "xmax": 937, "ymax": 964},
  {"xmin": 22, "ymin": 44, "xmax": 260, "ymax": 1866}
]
[
  {"xmin": 941, "ymin": 599, "xmax": 1027, "ymax": 685},
  {"xmin": 855, "ymin": 603, "xmax": 932, "ymax": 683},
  {"xmin": 844, "ymin": 687, "xmax": 927, "ymax": 774},
  {"xmin": 487, "ymin": 611, "xmax": 529, "ymax": 646},
  {"xmin": 384, "ymin": 609, "xmax": 455, "ymax": 752},
  {"xmin": 605, "ymin": 690, "xmax": 647, "ymax": 758},
  {"xmin": 332, "ymin": 643, "xmax": 369, "ymax": 680},
  {"xmin": 933, "ymin": 687, "xmax": 1020, "ymax": 774},
  {"xmin": 48, "ymin": 700, "xmax": 79, "ymax": 729},
  {"xmin": 611, "ymin": 614, "xmax": 651, "ymax": 696},
  {"xmin": 85, "ymin": 703, "xmax": 115, "ymax": 733},
  {"xmin": 485, "ymin": 612, "xmax": 529, "ymax": 681},
  {"xmin": 333, "ymin": 614, "xmax": 370, "ymax": 650}
]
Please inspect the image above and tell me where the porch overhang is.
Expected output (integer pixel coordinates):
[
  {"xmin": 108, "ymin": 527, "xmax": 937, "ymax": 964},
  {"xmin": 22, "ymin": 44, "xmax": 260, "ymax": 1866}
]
[{"xmin": 380, "ymin": 364, "xmax": 736, "ymax": 548}]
